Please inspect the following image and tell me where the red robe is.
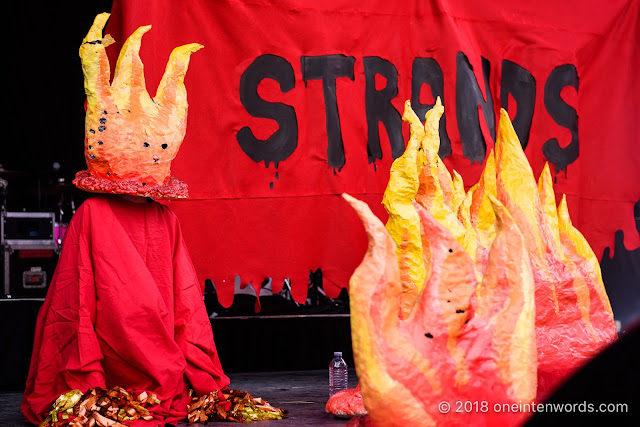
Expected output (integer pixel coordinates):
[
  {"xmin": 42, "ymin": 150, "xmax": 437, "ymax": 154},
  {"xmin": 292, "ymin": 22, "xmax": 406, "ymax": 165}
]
[{"xmin": 21, "ymin": 196, "xmax": 230, "ymax": 425}]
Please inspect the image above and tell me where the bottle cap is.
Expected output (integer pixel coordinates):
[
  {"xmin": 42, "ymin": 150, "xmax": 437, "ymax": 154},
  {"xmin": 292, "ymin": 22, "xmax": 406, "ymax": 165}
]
[{"xmin": 334, "ymin": 351, "xmax": 342, "ymax": 357}]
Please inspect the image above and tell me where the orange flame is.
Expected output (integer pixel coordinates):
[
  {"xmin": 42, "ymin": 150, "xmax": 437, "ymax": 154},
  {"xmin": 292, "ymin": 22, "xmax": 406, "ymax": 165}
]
[
  {"xmin": 344, "ymin": 193, "xmax": 536, "ymax": 426},
  {"xmin": 343, "ymin": 102, "xmax": 617, "ymax": 425},
  {"xmin": 494, "ymin": 110, "xmax": 616, "ymax": 393}
]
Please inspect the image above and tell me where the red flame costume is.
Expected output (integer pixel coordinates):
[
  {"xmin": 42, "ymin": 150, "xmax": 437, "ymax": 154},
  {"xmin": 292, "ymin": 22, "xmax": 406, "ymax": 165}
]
[{"xmin": 22, "ymin": 13, "xmax": 229, "ymax": 425}]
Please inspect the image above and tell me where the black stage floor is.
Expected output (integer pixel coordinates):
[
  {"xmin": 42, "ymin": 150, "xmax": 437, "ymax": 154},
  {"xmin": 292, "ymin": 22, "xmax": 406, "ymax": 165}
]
[{"xmin": 0, "ymin": 370, "xmax": 359, "ymax": 427}]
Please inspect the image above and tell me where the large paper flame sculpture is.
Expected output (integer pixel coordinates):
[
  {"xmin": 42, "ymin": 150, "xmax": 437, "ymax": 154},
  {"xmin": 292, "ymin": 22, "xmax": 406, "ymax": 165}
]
[
  {"xmin": 344, "ymin": 193, "xmax": 536, "ymax": 426},
  {"xmin": 493, "ymin": 110, "xmax": 617, "ymax": 394},
  {"xmin": 342, "ymin": 101, "xmax": 617, "ymax": 426},
  {"xmin": 73, "ymin": 13, "xmax": 203, "ymax": 199}
]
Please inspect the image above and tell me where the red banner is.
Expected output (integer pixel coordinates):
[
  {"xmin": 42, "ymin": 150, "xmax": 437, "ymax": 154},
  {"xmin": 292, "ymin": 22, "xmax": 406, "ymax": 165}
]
[{"xmin": 104, "ymin": 0, "xmax": 640, "ymax": 305}]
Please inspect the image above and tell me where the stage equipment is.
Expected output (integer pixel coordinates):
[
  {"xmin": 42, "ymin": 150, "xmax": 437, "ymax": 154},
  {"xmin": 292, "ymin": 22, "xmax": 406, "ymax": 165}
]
[
  {"xmin": 2, "ymin": 212, "xmax": 58, "ymax": 298},
  {"xmin": 1, "ymin": 212, "xmax": 55, "ymax": 246}
]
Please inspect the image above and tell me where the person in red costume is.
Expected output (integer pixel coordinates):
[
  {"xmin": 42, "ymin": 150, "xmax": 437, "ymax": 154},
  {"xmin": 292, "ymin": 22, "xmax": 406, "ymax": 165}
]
[
  {"xmin": 21, "ymin": 13, "xmax": 230, "ymax": 425},
  {"xmin": 21, "ymin": 195, "xmax": 230, "ymax": 425}
]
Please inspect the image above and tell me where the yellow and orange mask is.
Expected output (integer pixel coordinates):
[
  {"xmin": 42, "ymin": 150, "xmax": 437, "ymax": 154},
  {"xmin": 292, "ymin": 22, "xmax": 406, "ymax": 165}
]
[{"xmin": 73, "ymin": 13, "xmax": 203, "ymax": 199}]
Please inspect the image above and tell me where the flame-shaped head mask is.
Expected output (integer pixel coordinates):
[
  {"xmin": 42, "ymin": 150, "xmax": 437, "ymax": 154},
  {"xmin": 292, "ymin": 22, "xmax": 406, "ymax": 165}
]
[{"xmin": 73, "ymin": 13, "xmax": 203, "ymax": 199}]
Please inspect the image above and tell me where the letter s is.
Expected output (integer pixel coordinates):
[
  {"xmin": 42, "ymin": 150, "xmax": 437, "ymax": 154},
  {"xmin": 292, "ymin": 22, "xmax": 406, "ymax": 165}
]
[{"xmin": 237, "ymin": 54, "xmax": 298, "ymax": 167}]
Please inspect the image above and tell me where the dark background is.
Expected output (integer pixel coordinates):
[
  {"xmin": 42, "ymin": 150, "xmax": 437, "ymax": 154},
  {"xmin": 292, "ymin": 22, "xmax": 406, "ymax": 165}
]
[{"xmin": 3, "ymin": 1, "xmax": 115, "ymax": 218}]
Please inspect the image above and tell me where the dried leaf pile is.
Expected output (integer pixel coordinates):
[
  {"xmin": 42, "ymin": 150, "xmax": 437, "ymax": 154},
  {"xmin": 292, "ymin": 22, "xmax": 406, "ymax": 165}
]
[
  {"xmin": 188, "ymin": 389, "xmax": 286, "ymax": 424},
  {"xmin": 39, "ymin": 387, "xmax": 160, "ymax": 427},
  {"xmin": 40, "ymin": 387, "xmax": 286, "ymax": 426}
]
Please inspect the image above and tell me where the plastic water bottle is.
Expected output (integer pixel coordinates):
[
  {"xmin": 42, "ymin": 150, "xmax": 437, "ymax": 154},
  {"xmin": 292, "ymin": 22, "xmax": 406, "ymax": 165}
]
[{"xmin": 329, "ymin": 351, "xmax": 348, "ymax": 396}]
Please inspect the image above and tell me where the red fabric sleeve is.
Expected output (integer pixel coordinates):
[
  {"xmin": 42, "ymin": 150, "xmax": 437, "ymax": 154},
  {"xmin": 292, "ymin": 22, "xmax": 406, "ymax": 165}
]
[{"xmin": 169, "ymin": 208, "xmax": 230, "ymax": 396}]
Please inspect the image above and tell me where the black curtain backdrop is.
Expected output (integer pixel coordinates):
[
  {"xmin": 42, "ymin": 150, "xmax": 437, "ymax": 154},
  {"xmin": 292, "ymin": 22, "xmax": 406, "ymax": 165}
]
[{"xmin": 4, "ymin": 2, "xmax": 114, "ymax": 214}]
